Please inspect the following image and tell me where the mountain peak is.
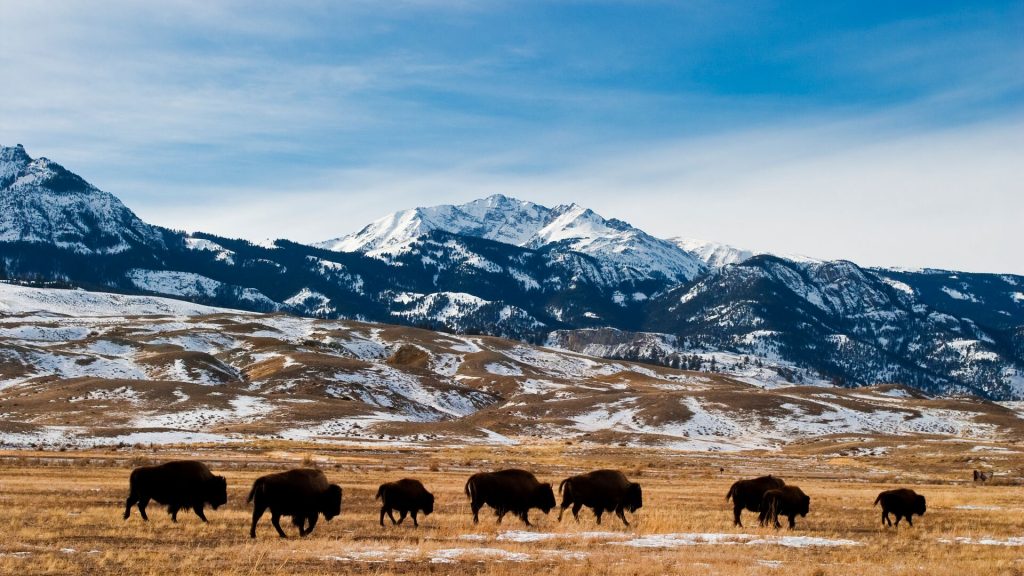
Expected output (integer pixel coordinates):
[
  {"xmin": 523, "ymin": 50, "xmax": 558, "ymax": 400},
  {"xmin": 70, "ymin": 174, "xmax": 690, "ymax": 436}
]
[
  {"xmin": 319, "ymin": 196, "xmax": 707, "ymax": 282},
  {"xmin": 0, "ymin": 144, "xmax": 163, "ymax": 253}
]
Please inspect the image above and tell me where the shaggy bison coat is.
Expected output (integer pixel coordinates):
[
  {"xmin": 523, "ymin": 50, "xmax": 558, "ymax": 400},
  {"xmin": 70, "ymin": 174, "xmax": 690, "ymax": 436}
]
[
  {"xmin": 376, "ymin": 478, "xmax": 434, "ymax": 527},
  {"xmin": 123, "ymin": 460, "xmax": 227, "ymax": 523},
  {"xmin": 557, "ymin": 469, "xmax": 642, "ymax": 526},
  {"xmin": 248, "ymin": 468, "xmax": 342, "ymax": 538},
  {"xmin": 465, "ymin": 469, "xmax": 556, "ymax": 526},
  {"xmin": 758, "ymin": 485, "xmax": 810, "ymax": 529},
  {"xmin": 874, "ymin": 488, "xmax": 926, "ymax": 527},
  {"xmin": 725, "ymin": 475, "xmax": 785, "ymax": 527}
]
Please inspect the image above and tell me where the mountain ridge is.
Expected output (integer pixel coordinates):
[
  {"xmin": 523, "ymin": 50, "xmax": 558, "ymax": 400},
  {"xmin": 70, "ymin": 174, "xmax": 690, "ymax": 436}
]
[{"xmin": 2, "ymin": 144, "xmax": 1023, "ymax": 399}]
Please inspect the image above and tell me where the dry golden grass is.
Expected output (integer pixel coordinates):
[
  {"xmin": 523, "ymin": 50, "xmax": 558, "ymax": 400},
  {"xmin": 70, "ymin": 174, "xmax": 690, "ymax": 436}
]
[{"xmin": 1, "ymin": 438, "xmax": 1023, "ymax": 575}]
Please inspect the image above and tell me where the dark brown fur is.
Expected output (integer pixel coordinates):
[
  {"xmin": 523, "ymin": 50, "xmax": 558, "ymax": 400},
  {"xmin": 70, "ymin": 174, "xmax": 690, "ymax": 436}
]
[
  {"xmin": 758, "ymin": 485, "xmax": 810, "ymax": 529},
  {"xmin": 725, "ymin": 475, "xmax": 785, "ymax": 527},
  {"xmin": 376, "ymin": 478, "xmax": 434, "ymax": 528},
  {"xmin": 874, "ymin": 488, "xmax": 926, "ymax": 527},
  {"xmin": 248, "ymin": 468, "xmax": 342, "ymax": 538},
  {"xmin": 557, "ymin": 469, "xmax": 642, "ymax": 526},
  {"xmin": 123, "ymin": 460, "xmax": 227, "ymax": 523},
  {"xmin": 464, "ymin": 469, "xmax": 556, "ymax": 526}
]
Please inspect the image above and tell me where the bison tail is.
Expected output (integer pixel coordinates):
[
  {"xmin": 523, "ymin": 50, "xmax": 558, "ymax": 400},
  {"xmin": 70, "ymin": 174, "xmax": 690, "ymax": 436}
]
[
  {"xmin": 558, "ymin": 478, "xmax": 569, "ymax": 496},
  {"xmin": 725, "ymin": 483, "xmax": 736, "ymax": 502},
  {"xmin": 464, "ymin": 478, "xmax": 474, "ymax": 500},
  {"xmin": 375, "ymin": 485, "xmax": 385, "ymax": 501},
  {"xmin": 873, "ymin": 494, "xmax": 881, "ymax": 507},
  {"xmin": 247, "ymin": 478, "xmax": 263, "ymax": 504}
]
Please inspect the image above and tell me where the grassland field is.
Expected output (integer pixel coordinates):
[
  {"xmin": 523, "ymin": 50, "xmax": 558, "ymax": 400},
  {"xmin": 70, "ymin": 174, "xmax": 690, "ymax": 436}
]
[{"xmin": 1, "ymin": 436, "xmax": 1023, "ymax": 575}]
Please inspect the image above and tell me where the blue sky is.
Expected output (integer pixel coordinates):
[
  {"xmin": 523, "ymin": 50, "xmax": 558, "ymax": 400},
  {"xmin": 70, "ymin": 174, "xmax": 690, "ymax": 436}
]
[{"xmin": 2, "ymin": 1, "xmax": 1022, "ymax": 272}]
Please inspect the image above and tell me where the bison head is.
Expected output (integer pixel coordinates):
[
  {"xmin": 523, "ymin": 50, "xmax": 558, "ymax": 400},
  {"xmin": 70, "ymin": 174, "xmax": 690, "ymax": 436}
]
[
  {"xmin": 535, "ymin": 483, "xmax": 556, "ymax": 514},
  {"xmin": 320, "ymin": 484, "xmax": 343, "ymax": 521},
  {"xmin": 914, "ymin": 495, "xmax": 927, "ymax": 516},
  {"xmin": 798, "ymin": 494, "xmax": 810, "ymax": 517},
  {"xmin": 206, "ymin": 475, "xmax": 228, "ymax": 510},
  {"xmin": 422, "ymin": 492, "xmax": 435, "ymax": 516},
  {"xmin": 625, "ymin": 482, "xmax": 643, "ymax": 512}
]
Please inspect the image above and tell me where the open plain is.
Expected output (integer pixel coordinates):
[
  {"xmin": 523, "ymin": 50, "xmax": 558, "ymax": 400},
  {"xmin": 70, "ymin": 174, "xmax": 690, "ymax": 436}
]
[{"xmin": 1, "ymin": 437, "xmax": 1023, "ymax": 576}]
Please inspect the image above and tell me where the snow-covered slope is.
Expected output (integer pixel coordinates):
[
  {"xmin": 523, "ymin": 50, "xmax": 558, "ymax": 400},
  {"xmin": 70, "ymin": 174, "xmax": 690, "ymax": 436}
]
[
  {"xmin": 671, "ymin": 238, "xmax": 756, "ymax": 268},
  {"xmin": 319, "ymin": 194, "xmax": 706, "ymax": 282},
  {"xmin": 2, "ymin": 283, "xmax": 1019, "ymax": 449},
  {"xmin": 0, "ymin": 144, "xmax": 163, "ymax": 253},
  {"xmin": 0, "ymin": 282, "xmax": 240, "ymax": 316}
]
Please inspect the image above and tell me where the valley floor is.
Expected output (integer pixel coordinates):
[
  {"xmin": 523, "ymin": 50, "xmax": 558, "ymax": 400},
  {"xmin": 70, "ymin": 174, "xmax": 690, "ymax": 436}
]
[{"xmin": 0, "ymin": 438, "xmax": 1022, "ymax": 575}]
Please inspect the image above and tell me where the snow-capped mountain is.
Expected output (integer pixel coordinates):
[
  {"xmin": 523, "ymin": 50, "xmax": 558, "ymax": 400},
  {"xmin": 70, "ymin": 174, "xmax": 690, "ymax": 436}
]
[
  {"xmin": 0, "ymin": 144, "xmax": 163, "ymax": 253},
  {"xmin": 1, "ymin": 144, "xmax": 1023, "ymax": 399},
  {"xmin": 319, "ymin": 194, "xmax": 707, "ymax": 282},
  {"xmin": 671, "ymin": 238, "xmax": 756, "ymax": 268}
]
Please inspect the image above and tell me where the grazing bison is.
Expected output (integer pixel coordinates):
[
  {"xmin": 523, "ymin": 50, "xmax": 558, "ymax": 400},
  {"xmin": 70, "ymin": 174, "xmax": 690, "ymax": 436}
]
[
  {"xmin": 758, "ymin": 485, "xmax": 810, "ymax": 529},
  {"xmin": 123, "ymin": 460, "xmax": 227, "ymax": 523},
  {"xmin": 557, "ymin": 469, "xmax": 642, "ymax": 526},
  {"xmin": 465, "ymin": 469, "xmax": 556, "ymax": 526},
  {"xmin": 376, "ymin": 478, "xmax": 434, "ymax": 527},
  {"xmin": 725, "ymin": 475, "xmax": 785, "ymax": 527},
  {"xmin": 974, "ymin": 470, "xmax": 993, "ymax": 482},
  {"xmin": 248, "ymin": 468, "xmax": 342, "ymax": 538},
  {"xmin": 875, "ymin": 488, "xmax": 926, "ymax": 527}
]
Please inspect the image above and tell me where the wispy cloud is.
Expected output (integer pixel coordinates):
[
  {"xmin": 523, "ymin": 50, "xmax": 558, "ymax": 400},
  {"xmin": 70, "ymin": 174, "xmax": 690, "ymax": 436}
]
[{"xmin": 1, "ymin": 1, "xmax": 1021, "ymax": 272}]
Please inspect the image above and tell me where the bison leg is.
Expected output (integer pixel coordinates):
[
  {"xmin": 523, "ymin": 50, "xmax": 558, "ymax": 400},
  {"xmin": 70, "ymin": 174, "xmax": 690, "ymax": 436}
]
[
  {"xmin": 397, "ymin": 510, "xmax": 408, "ymax": 525},
  {"xmin": 169, "ymin": 505, "xmax": 180, "ymax": 523},
  {"xmin": 137, "ymin": 498, "xmax": 150, "ymax": 521},
  {"xmin": 250, "ymin": 502, "xmax": 267, "ymax": 538},
  {"xmin": 379, "ymin": 507, "xmax": 386, "ymax": 527},
  {"xmin": 411, "ymin": 511, "xmax": 419, "ymax": 528},
  {"xmin": 124, "ymin": 494, "xmax": 137, "ymax": 520},
  {"xmin": 496, "ymin": 510, "xmax": 506, "ymax": 524},
  {"xmin": 271, "ymin": 512, "xmax": 288, "ymax": 538},
  {"xmin": 193, "ymin": 505, "xmax": 208, "ymax": 523},
  {"xmin": 519, "ymin": 511, "xmax": 532, "ymax": 527},
  {"xmin": 307, "ymin": 514, "xmax": 319, "ymax": 534},
  {"xmin": 733, "ymin": 504, "xmax": 743, "ymax": 527},
  {"xmin": 882, "ymin": 510, "xmax": 891, "ymax": 527},
  {"xmin": 471, "ymin": 502, "xmax": 482, "ymax": 524},
  {"xmin": 594, "ymin": 508, "xmax": 603, "ymax": 525},
  {"xmin": 906, "ymin": 515, "xmax": 913, "ymax": 527},
  {"xmin": 571, "ymin": 503, "xmax": 583, "ymax": 522},
  {"xmin": 894, "ymin": 514, "xmax": 902, "ymax": 527},
  {"xmin": 387, "ymin": 509, "xmax": 399, "ymax": 525},
  {"xmin": 615, "ymin": 505, "xmax": 630, "ymax": 527},
  {"xmin": 787, "ymin": 514, "xmax": 796, "ymax": 529}
]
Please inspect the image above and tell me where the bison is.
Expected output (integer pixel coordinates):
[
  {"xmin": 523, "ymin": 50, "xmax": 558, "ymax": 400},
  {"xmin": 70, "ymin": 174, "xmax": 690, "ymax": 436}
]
[
  {"xmin": 376, "ymin": 478, "xmax": 434, "ymax": 527},
  {"xmin": 123, "ymin": 460, "xmax": 227, "ymax": 523},
  {"xmin": 875, "ymin": 488, "xmax": 926, "ymax": 527},
  {"xmin": 974, "ymin": 470, "xmax": 993, "ymax": 482},
  {"xmin": 758, "ymin": 485, "xmax": 810, "ymax": 529},
  {"xmin": 465, "ymin": 469, "xmax": 556, "ymax": 526},
  {"xmin": 248, "ymin": 468, "xmax": 342, "ymax": 538},
  {"xmin": 557, "ymin": 469, "xmax": 642, "ymax": 526},
  {"xmin": 725, "ymin": 475, "xmax": 785, "ymax": 527}
]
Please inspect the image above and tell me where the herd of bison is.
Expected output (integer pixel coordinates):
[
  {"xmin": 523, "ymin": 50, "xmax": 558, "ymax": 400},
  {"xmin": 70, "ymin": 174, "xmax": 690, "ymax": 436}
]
[{"xmin": 122, "ymin": 460, "xmax": 929, "ymax": 538}]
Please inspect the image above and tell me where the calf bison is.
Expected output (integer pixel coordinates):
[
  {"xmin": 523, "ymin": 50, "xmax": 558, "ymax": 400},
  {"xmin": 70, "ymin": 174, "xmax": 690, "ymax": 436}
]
[
  {"xmin": 465, "ymin": 469, "xmax": 556, "ymax": 526},
  {"xmin": 758, "ymin": 485, "xmax": 810, "ymax": 529},
  {"xmin": 123, "ymin": 460, "xmax": 227, "ymax": 523},
  {"xmin": 376, "ymin": 478, "xmax": 434, "ymax": 527},
  {"xmin": 725, "ymin": 475, "xmax": 785, "ymax": 527},
  {"xmin": 248, "ymin": 468, "xmax": 342, "ymax": 538},
  {"xmin": 557, "ymin": 469, "xmax": 642, "ymax": 526},
  {"xmin": 875, "ymin": 488, "xmax": 926, "ymax": 527}
]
